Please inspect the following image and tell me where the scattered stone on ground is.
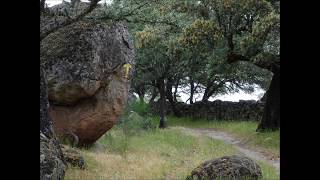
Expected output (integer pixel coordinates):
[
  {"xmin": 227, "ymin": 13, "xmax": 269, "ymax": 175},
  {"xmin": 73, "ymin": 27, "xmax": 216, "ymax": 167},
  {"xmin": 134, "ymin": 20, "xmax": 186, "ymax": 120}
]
[{"xmin": 61, "ymin": 145, "xmax": 86, "ymax": 170}]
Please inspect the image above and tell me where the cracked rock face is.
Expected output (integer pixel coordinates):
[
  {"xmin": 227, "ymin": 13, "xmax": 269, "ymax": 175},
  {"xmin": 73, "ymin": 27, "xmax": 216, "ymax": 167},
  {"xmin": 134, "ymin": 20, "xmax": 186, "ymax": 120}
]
[
  {"xmin": 40, "ymin": 68, "xmax": 66, "ymax": 180},
  {"xmin": 41, "ymin": 20, "xmax": 135, "ymax": 146}
]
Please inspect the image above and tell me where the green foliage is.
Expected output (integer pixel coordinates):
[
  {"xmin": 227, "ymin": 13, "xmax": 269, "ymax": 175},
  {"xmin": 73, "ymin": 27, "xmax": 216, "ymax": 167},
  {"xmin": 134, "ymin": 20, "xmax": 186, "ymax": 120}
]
[
  {"xmin": 240, "ymin": 11, "xmax": 280, "ymax": 58},
  {"xmin": 102, "ymin": 100, "xmax": 157, "ymax": 157},
  {"xmin": 127, "ymin": 111, "xmax": 157, "ymax": 132},
  {"xmin": 126, "ymin": 0, "xmax": 277, "ymax": 101},
  {"xmin": 102, "ymin": 0, "xmax": 279, "ymax": 114},
  {"xmin": 179, "ymin": 19, "xmax": 221, "ymax": 48},
  {"xmin": 135, "ymin": 26, "xmax": 162, "ymax": 49},
  {"xmin": 130, "ymin": 100, "xmax": 151, "ymax": 116},
  {"xmin": 117, "ymin": 100, "xmax": 156, "ymax": 134}
]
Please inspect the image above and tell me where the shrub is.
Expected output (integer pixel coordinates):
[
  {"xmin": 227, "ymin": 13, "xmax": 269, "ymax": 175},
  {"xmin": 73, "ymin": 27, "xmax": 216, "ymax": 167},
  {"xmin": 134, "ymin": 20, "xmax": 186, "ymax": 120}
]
[
  {"xmin": 130, "ymin": 100, "xmax": 150, "ymax": 116},
  {"xmin": 116, "ymin": 100, "xmax": 156, "ymax": 132},
  {"xmin": 120, "ymin": 111, "xmax": 157, "ymax": 133}
]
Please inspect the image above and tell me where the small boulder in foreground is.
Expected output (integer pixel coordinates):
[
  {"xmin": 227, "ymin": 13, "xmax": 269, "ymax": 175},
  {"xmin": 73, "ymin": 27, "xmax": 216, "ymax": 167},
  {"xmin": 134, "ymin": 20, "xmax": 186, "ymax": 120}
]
[{"xmin": 186, "ymin": 155, "xmax": 262, "ymax": 180}]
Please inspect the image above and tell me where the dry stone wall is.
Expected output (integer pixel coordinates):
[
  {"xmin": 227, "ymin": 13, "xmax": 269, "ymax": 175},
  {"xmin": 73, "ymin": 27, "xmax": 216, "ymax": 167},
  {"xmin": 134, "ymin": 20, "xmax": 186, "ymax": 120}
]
[{"xmin": 151, "ymin": 100, "xmax": 264, "ymax": 121}]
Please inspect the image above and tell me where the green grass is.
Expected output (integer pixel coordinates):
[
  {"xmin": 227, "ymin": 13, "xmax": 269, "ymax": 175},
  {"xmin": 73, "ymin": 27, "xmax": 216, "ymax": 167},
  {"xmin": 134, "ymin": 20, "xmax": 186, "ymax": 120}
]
[
  {"xmin": 65, "ymin": 127, "xmax": 279, "ymax": 180},
  {"xmin": 258, "ymin": 161, "xmax": 280, "ymax": 180},
  {"xmin": 165, "ymin": 116, "xmax": 280, "ymax": 158},
  {"xmin": 65, "ymin": 104, "xmax": 279, "ymax": 180}
]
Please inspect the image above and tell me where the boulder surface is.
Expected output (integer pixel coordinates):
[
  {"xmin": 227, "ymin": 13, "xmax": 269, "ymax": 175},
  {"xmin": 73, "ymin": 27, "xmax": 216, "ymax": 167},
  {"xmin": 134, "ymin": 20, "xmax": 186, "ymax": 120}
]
[
  {"xmin": 186, "ymin": 155, "xmax": 262, "ymax": 180},
  {"xmin": 40, "ymin": 68, "xmax": 66, "ymax": 180},
  {"xmin": 41, "ymin": 18, "xmax": 134, "ymax": 146}
]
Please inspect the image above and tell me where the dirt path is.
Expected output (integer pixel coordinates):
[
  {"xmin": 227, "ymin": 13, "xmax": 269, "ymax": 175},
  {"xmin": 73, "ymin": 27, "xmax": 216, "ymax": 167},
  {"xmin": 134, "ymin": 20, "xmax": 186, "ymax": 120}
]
[{"xmin": 174, "ymin": 127, "xmax": 280, "ymax": 172}]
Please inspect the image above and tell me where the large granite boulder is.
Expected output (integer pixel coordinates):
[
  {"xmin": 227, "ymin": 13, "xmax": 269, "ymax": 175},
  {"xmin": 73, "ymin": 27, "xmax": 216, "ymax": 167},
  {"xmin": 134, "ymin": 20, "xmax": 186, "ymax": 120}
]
[
  {"xmin": 186, "ymin": 155, "xmax": 262, "ymax": 180},
  {"xmin": 41, "ymin": 4, "xmax": 135, "ymax": 146},
  {"xmin": 40, "ymin": 68, "xmax": 66, "ymax": 180}
]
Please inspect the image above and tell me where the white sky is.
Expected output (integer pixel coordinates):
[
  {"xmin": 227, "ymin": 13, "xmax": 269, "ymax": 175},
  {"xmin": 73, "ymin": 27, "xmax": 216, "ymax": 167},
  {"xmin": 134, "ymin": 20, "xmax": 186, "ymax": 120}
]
[
  {"xmin": 180, "ymin": 87, "xmax": 264, "ymax": 103},
  {"xmin": 45, "ymin": 0, "xmax": 266, "ymax": 102},
  {"xmin": 137, "ymin": 86, "xmax": 265, "ymax": 103}
]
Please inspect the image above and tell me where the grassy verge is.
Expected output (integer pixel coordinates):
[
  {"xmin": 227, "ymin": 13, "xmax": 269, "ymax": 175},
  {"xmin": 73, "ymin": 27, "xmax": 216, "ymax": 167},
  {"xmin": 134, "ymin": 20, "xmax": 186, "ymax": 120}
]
[
  {"xmin": 65, "ymin": 127, "xmax": 279, "ymax": 180},
  {"xmin": 165, "ymin": 116, "xmax": 280, "ymax": 158}
]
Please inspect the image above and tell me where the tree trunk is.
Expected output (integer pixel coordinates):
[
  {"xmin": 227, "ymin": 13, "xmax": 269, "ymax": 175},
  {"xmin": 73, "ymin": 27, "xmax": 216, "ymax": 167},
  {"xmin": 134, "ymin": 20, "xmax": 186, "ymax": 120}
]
[
  {"xmin": 202, "ymin": 86, "xmax": 215, "ymax": 102},
  {"xmin": 173, "ymin": 80, "xmax": 179, "ymax": 102},
  {"xmin": 259, "ymin": 92, "xmax": 267, "ymax": 102},
  {"xmin": 136, "ymin": 85, "xmax": 145, "ymax": 104},
  {"xmin": 202, "ymin": 81, "xmax": 225, "ymax": 102},
  {"xmin": 138, "ymin": 94, "xmax": 145, "ymax": 104},
  {"xmin": 166, "ymin": 78, "xmax": 181, "ymax": 117},
  {"xmin": 149, "ymin": 87, "xmax": 158, "ymax": 104},
  {"xmin": 190, "ymin": 78, "xmax": 194, "ymax": 104},
  {"xmin": 202, "ymin": 80, "xmax": 213, "ymax": 102},
  {"xmin": 256, "ymin": 71, "xmax": 280, "ymax": 132},
  {"xmin": 40, "ymin": 0, "xmax": 46, "ymax": 13},
  {"xmin": 158, "ymin": 78, "xmax": 167, "ymax": 128},
  {"xmin": 202, "ymin": 91, "xmax": 210, "ymax": 102}
]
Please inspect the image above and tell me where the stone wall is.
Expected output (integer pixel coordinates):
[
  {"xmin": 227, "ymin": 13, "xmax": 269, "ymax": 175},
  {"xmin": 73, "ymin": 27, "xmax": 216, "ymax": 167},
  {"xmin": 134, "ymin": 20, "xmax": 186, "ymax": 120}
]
[{"xmin": 151, "ymin": 100, "xmax": 265, "ymax": 121}]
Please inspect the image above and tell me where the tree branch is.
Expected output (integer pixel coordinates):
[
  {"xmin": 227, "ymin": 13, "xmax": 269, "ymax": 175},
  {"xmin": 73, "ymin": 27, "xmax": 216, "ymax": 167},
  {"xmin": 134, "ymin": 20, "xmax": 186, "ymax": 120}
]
[
  {"xmin": 227, "ymin": 52, "xmax": 279, "ymax": 73},
  {"xmin": 40, "ymin": 0, "xmax": 46, "ymax": 13},
  {"xmin": 40, "ymin": 0, "xmax": 101, "ymax": 41},
  {"xmin": 124, "ymin": 18, "xmax": 179, "ymax": 28}
]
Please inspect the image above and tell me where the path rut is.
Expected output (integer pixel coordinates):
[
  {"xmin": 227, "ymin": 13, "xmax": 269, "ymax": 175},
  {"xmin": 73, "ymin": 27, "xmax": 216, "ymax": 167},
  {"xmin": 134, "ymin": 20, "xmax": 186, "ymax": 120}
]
[{"xmin": 174, "ymin": 127, "xmax": 280, "ymax": 172}]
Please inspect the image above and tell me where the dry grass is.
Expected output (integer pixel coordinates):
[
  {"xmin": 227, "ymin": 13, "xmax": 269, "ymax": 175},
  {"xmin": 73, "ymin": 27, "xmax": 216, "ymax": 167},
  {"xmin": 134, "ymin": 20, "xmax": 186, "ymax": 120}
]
[{"xmin": 65, "ymin": 128, "xmax": 279, "ymax": 180}]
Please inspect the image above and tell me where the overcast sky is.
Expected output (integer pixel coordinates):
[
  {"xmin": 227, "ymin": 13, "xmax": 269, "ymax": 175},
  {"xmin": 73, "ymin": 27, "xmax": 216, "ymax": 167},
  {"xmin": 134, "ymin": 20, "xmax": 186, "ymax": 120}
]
[
  {"xmin": 180, "ymin": 87, "xmax": 264, "ymax": 103},
  {"xmin": 44, "ymin": 0, "xmax": 265, "ymax": 102}
]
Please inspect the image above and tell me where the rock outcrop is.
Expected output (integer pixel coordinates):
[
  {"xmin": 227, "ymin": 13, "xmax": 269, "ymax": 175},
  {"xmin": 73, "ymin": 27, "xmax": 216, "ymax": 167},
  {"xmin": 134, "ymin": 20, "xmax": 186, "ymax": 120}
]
[
  {"xmin": 186, "ymin": 155, "xmax": 262, "ymax": 180},
  {"xmin": 41, "ymin": 3, "xmax": 135, "ymax": 146},
  {"xmin": 40, "ymin": 68, "xmax": 66, "ymax": 180}
]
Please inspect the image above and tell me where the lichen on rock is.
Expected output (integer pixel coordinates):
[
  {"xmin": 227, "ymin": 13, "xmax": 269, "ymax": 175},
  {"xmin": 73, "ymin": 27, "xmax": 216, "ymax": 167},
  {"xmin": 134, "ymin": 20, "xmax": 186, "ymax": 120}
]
[
  {"xmin": 41, "ymin": 15, "xmax": 135, "ymax": 146},
  {"xmin": 186, "ymin": 155, "xmax": 262, "ymax": 180},
  {"xmin": 61, "ymin": 145, "xmax": 86, "ymax": 170},
  {"xmin": 40, "ymin": 68, "xmax": 66, "ymax": 180}
]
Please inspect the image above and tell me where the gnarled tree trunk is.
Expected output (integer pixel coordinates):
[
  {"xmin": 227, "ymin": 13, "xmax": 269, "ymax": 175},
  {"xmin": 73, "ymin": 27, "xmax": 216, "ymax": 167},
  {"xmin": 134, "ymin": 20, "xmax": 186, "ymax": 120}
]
[
  {"xmin": 158, "ymin": 78, "xmax": 167, "ymax": 128},
  {"xmin": 166, "ymin": 78, "xmax": 181, "ymax": 117},
  {"xmin": 190, "ymin": 78, "xmax": 194, "ymax": 104},
  {"xmin": 202, "ymin": 88, "xmax": 211, "ymax": 102},
  {"xmin": 136, "ymin": 85, "xmax": 146, "ymax": 104},
  {"xmin": 149, "ymin": 87, "xmax": 158, "ymax": 104},
  {"xmin": 173, "ymin": 80, "xmax": 179, "ymax": 102},
  {"xmin": 256, "ymin": 70, "xmax": 280, "ymax": 132}
]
